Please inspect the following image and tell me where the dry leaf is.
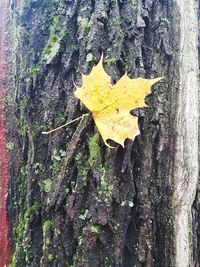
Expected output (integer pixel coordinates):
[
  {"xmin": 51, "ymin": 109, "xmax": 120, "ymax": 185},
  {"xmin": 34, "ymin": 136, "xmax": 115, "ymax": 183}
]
[{"xmin": 75, "ymin": 57, "xmax": 163, "ymax": 147}]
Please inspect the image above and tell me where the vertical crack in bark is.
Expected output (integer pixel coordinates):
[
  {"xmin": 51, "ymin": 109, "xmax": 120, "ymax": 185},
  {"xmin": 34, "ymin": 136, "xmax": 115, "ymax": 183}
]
[{"xmin": 172, "ymin": 1, "xmax": 199, "ymax": 266}]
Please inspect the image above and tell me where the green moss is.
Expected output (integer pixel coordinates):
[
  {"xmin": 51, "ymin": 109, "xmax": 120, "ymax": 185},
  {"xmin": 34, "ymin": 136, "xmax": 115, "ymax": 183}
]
[
  {"xmin": 10, "ymin": 202, "xmax": 41, "ymax": 265},
  {"xmin": 160, "ymin": 18, "xmax": 170, "ymax": 27},
  {"xmin": 49, "ymin": 149, "xmax": 68, "ymax": 187},
  {"xmin": 6, "ymin": 142, "xmax": 14, "ymax": 150},
  {"xmin": 42, "ymin": 219, "xmax": 52, "ymax": 252},
  {"xmin": 9, "ymin": 253, "xmax": 17, "ymax": 267},
  {"xmin": 89, "ymin": 133, "xmax": 114, "ymax": 203},
  {"xmin": 56, "ymin": 113, "xmax": 66, "ymax": 124},
  {"xmin": 42, "ymin": 179, "xmax": 52, "ymax": 193},
  {"xmin": 25, "ymin": 203, "xmax": 42, "ymax": 220},
  {"xmin": 88, "ymin": 133, "xmax": 101, "ymax": 167},
  {"xmin": 77, "ymin": 17, "xmax": 91, "ymax": 29},
  {"xmin": 53, "ymin": 16, "xmax": 60, "ymax": 29},
  {"xmin": 31, "ymin": 121, "xmax": 42, "ymax": 139},
  {"xmin": 97, "ymin": 178, "xmax": 113, "ymax": 203},
  {"xmin": 131, "ymin": 0, "xmax": 137, "ymax": 11},
  {"xmin": 42, "ymin": 15, "xmax": 65, "ymax": 59},
  {"xmin": 75, "ymin": 133, "xmax": 102, "ymax": 185},
  {"xmin": 33, "ymin": 162, "xmax": 45, "ymax": 175},
  {"xmin": 10, "ymin": 213, "xmax": 26, "ymax": 266},
  {"xmin": 16, "ymin": 96, "xmax": 30, "ymax": 137},
  {"xmin": 14, "ymin": 213, "xmax": 25, "ymax": 243},
  {"xmin": 27, "ymin": 66, "xmax": 40, "ymax": 75},
  {"xmin": 75, "ymin": 151, "xmax": 90, "ymax": 186},
  {"xmin": 42, "ymin": 34, "xmax": 59, "ymax": 56},
  {"xmin": 19, "ymin": 123, "xmax": 28, "ymax": 135},
  {"xmin": 43, "ymin": 220, "xmax": 52, "ymax": 231},
  {"xmin": 48, "ymin": 254, "xmax": 54, "ymax": 261},
  {"xmin": 90, "ymin": 225, "xmax": 99, "ymax": 234},
  {"xmin": 106, "ymin": 57, "xmax": 117, "ymax": 66},
  {"xmin": 80, "ymin": 168, "xmax": 89, "ymax": 185}
]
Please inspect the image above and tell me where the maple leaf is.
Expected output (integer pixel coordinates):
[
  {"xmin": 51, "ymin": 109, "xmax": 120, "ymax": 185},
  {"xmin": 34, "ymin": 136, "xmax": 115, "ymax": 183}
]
[{"xmin": 74, "ymin": 57, "xmax": 163, "ymax": 148}]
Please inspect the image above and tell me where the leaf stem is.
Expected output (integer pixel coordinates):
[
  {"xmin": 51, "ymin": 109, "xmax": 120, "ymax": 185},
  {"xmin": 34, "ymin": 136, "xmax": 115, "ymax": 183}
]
[{"xmin": 42, "ymin": 113, "xmax": 90, "ymax": 135}]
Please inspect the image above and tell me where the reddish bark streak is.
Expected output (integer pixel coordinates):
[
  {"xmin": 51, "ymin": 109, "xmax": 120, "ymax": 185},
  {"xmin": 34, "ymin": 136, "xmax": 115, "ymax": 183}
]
[{"xmin": 0, "ymin": 1, "xmax": 10, "ymax": 266}]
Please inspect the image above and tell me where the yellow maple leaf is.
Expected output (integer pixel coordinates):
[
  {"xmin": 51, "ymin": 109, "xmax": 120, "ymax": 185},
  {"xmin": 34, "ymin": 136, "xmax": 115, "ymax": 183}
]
[{"xmin": 75, "ymin": 57, "xmax": 163, "ymax": 148}]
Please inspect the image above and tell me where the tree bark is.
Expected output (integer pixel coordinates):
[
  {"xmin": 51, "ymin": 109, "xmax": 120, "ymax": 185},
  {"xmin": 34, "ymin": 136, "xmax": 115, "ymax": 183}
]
[{"xmin": 5, "ymin": 0, "xmax": 199, "ymax": 267}]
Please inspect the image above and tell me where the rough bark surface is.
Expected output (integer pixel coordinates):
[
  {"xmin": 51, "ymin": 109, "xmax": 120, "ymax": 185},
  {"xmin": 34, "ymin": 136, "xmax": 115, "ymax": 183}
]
[
  {"xmin": 171, "ymin": 1, "xmax": 199, "ymax": 266},
  {"xmin": 4, "ymin": 0, "xmax": 199, "ymax": 267}
]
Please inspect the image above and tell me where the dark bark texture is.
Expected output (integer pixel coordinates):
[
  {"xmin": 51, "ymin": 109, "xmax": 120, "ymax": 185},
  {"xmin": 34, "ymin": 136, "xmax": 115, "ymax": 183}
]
[{"xmin": 6, "ymin": 0, "xmax": 199, "ymax": 267}]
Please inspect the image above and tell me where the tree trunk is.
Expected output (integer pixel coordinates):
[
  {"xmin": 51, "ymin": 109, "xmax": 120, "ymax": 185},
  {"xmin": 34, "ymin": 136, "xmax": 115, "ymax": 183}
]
[{"xmin": 3, "ymin": 0, "xmax": 199, "ymax": 266}]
